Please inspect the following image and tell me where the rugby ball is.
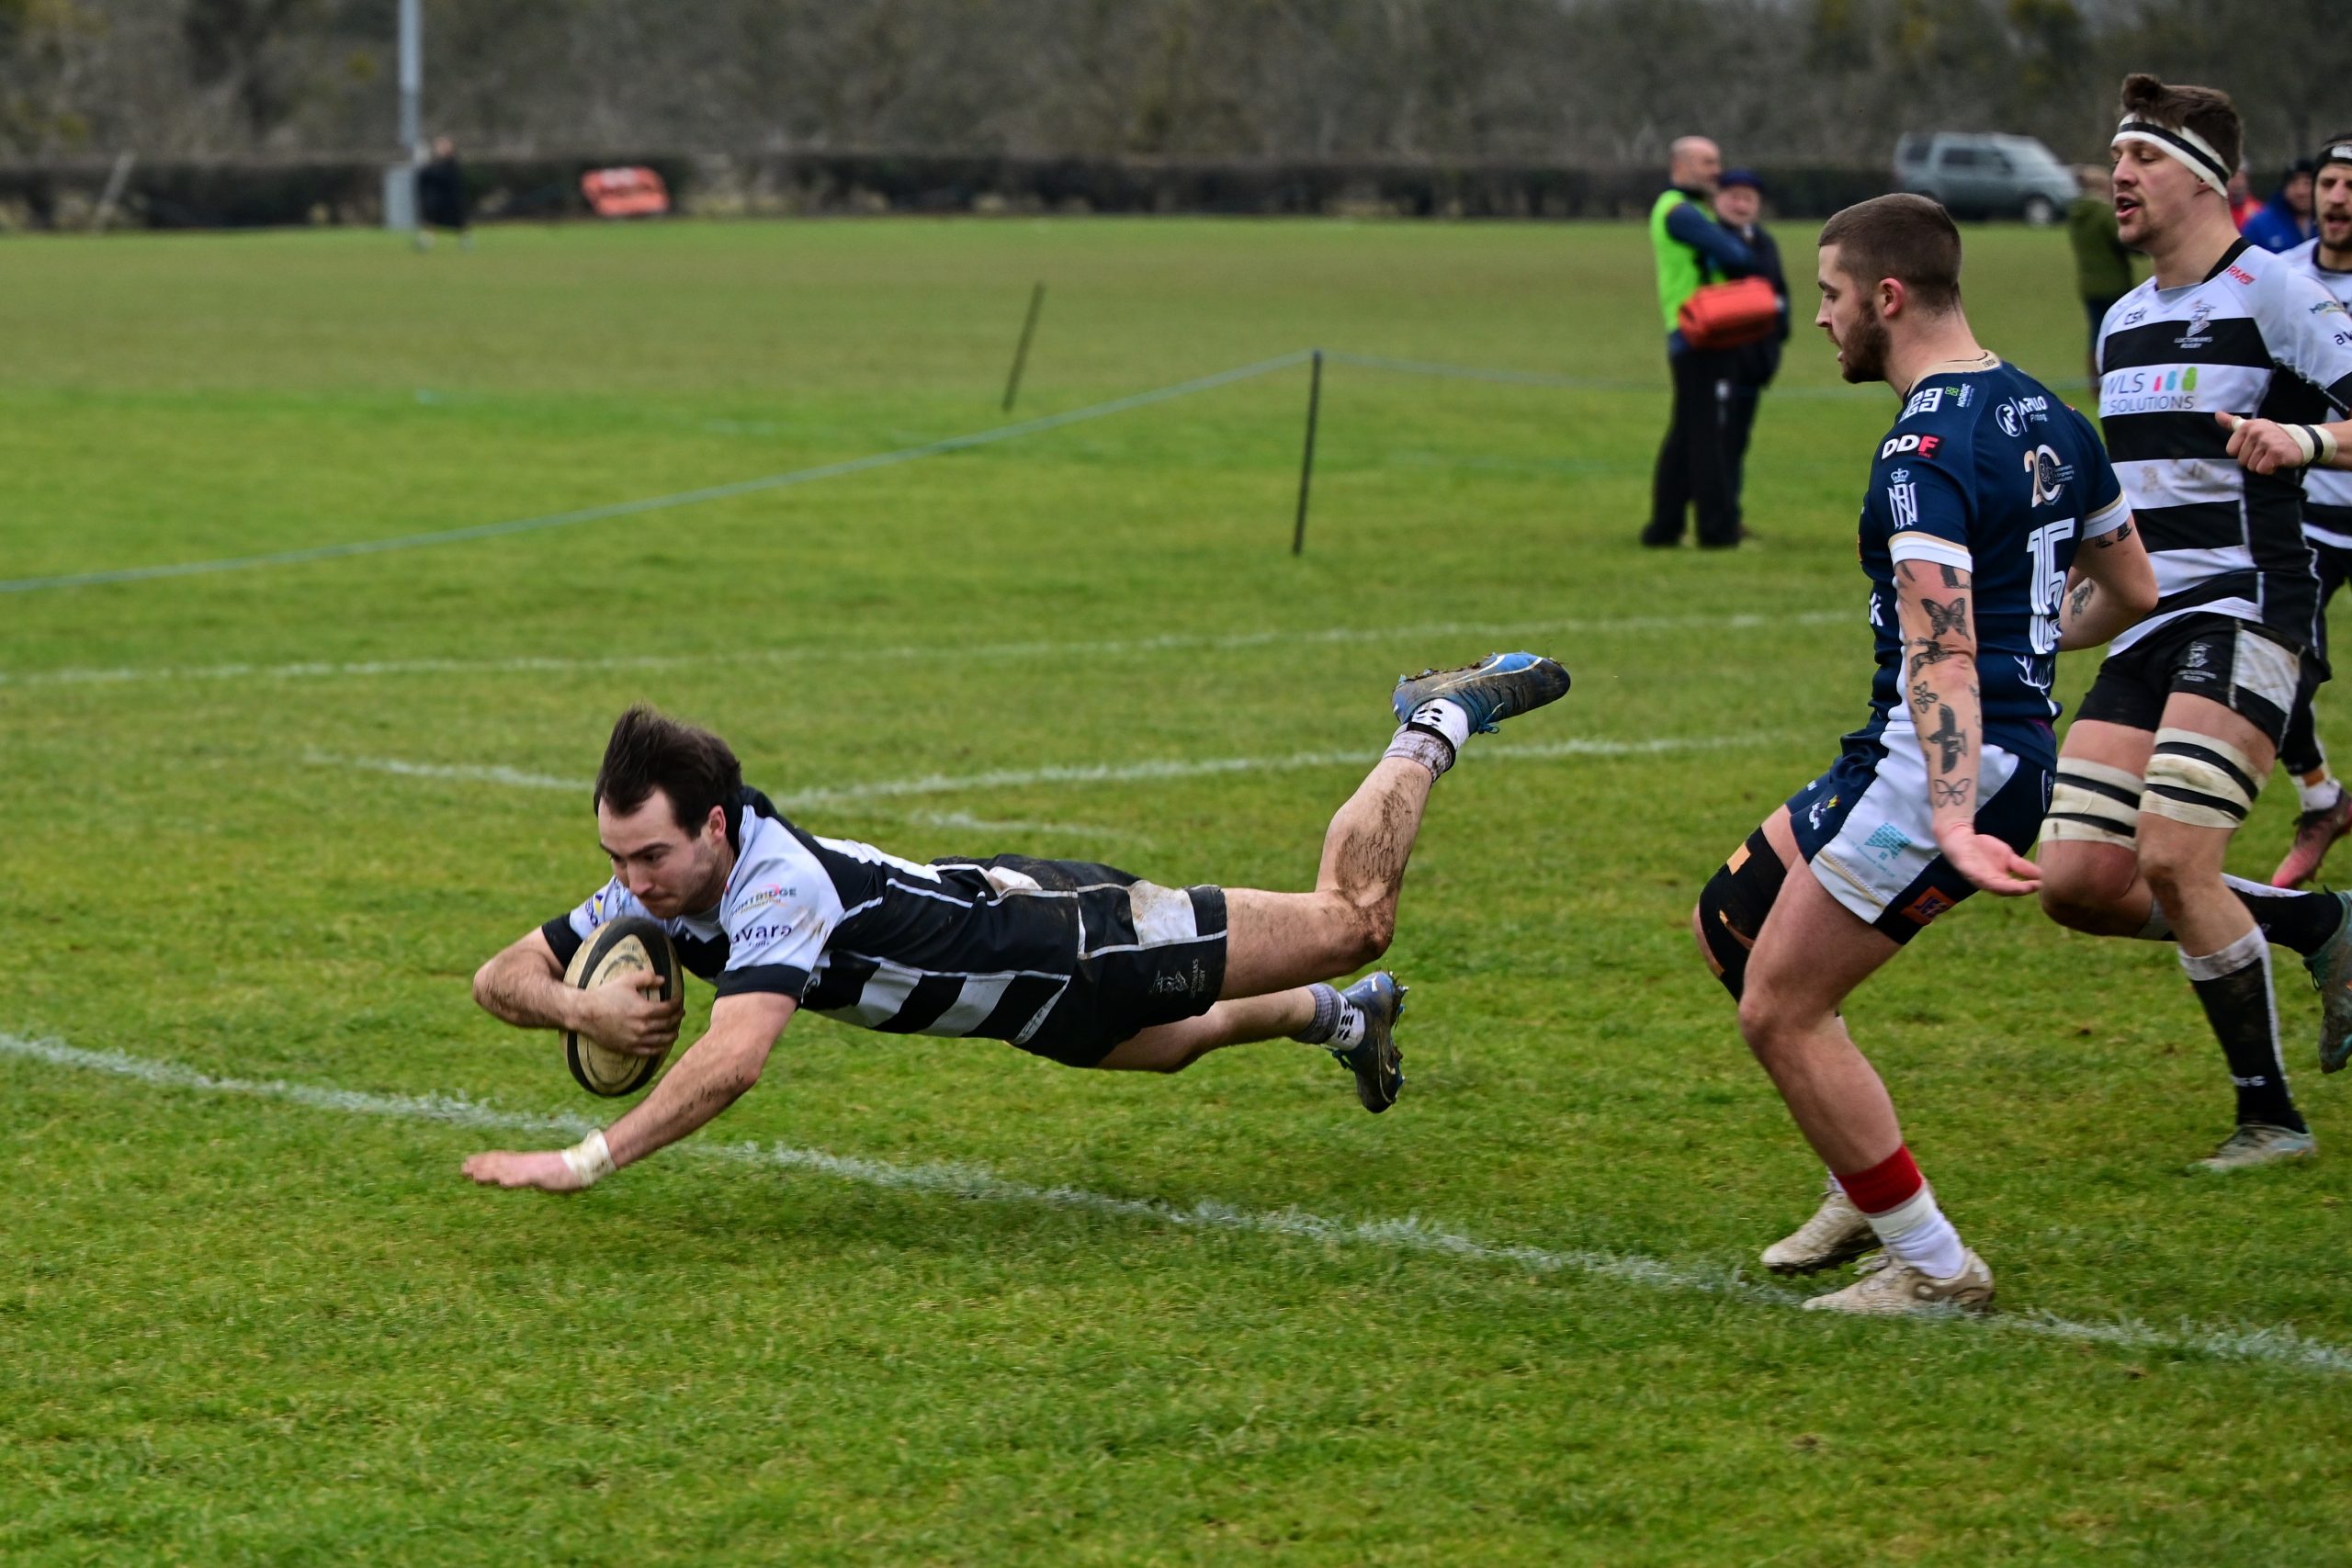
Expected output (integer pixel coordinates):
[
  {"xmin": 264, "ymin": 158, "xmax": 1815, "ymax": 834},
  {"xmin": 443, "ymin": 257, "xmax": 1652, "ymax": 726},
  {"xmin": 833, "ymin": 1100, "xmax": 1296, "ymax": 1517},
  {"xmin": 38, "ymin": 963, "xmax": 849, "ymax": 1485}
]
[{"xmin": 560, "ymin": 916, "xmax": 680, "ymax": 1098}]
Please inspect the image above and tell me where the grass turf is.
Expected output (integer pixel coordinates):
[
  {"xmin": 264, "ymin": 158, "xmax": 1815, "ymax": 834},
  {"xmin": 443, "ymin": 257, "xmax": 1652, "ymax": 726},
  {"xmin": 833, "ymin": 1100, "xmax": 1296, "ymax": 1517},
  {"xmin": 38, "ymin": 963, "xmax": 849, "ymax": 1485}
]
[{"xmin": 3, "ymin": 217, "xmax": 2350, "ymax": 1565}]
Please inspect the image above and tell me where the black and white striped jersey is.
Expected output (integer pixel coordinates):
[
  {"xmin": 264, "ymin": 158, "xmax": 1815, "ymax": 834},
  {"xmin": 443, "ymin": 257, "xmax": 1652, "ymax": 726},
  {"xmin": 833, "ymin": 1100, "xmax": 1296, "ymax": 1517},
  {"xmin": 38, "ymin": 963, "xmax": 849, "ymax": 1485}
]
[
  {"xmin": 2097, "ymin": 238, "xmax": 2352, "ymax": 654},
  {"xmin": 2283, "ymin": 239, "xmax": 2352, "ymax": 549},
  {"xmin": 541, "ymin": 790, "xmax": 1212, "ymax": 1047}
]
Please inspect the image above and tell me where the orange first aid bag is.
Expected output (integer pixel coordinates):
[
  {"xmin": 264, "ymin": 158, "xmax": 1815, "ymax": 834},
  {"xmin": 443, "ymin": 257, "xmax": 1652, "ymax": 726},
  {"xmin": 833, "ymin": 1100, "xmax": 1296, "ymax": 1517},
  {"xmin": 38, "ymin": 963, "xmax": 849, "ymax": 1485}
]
[{"xmin": 1677, "ymin": 276, "xmax": 1779, "ymax": 351}]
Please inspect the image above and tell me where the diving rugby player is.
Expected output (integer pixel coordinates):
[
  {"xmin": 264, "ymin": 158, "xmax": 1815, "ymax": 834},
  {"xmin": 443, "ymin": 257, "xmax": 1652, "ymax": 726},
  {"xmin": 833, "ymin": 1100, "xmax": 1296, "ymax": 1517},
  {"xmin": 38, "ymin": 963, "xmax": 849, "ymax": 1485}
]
[
  {"xmin": 1692, "ymin": 195, "xmax": 2156, "ymax": 1314},
  {"xmin": 2034, "ymin": 79, "xmax": 2352, "ymax": 1171},
  {"xmin": 462, "ymin": 656, "xmax": 1568, "ymax": 1192}
]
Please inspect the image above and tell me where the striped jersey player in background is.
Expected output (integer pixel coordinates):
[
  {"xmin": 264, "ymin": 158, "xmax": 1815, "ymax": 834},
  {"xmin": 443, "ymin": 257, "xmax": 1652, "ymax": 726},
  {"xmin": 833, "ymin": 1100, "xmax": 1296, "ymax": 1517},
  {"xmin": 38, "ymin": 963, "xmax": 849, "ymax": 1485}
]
[
  {"xmin": 461, "ymin": 654, "xmax": 1570, "ymax": 1192},
  {"xmin": 1692, "ymin": 194, "xmax": 2156, "ymax": 1314},
  {"xmin": 2035, "ymin": 77, "xmax": 2352, "ymax": 1171},
  {"xmin": 2267, "ymin": 136, "xmax": 2352, "ymax": 888}
]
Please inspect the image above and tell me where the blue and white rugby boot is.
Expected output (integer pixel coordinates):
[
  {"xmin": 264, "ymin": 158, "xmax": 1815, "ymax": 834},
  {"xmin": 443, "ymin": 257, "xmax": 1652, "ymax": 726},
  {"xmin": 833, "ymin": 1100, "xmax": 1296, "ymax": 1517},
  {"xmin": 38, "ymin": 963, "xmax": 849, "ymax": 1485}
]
[
  {"xmin": 1391, "ymin": 652, "xmax": 1571, "ymax": 735},
  {"xmin": 1330, "ymin": 970, "xmax": 1407, "ymax": 1114},
  {"xmin": 2302, "ymin": 891, "xmax": 2352, "ymax": 1073}
]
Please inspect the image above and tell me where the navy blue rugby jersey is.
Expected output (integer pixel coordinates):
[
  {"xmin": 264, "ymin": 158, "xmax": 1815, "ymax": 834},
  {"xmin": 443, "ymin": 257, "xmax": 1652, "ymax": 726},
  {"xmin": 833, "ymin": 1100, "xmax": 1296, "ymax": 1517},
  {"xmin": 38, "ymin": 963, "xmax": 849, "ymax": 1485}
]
[{"xmin": 1855, "ymin": 362, "xmax": 2129, "ymax": 770}]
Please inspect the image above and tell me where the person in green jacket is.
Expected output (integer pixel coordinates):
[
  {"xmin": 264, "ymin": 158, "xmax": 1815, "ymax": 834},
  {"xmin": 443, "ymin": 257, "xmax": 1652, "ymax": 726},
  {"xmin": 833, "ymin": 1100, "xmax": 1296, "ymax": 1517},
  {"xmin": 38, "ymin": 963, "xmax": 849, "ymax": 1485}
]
[
  {"xmin": 2068, "ymin": 163, "xmax": 2137, "ymax": 384},
  {"xmin": 1643, "ymin": 136, "xmax": 1758, "ymax": 549}
]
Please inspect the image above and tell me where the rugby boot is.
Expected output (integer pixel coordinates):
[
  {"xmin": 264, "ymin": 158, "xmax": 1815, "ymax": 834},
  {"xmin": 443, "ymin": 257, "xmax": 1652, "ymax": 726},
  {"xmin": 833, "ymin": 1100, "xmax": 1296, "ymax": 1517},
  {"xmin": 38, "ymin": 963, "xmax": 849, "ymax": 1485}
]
[
  {"xmin": 1802, "ymin": 1249, "xmax": 1995, "ymax": 1317},
  {"xmin": 2271, "ymin": 793, "xmax": 2352, "ymax": 887},
  {"xmin": 2301, "ymin": 891, "xmax": 2352, "ymax": 1072},
  {"xmin": 1329, "ymin": 970, "xmax": 1406, "ymax": 1114},
  {"xmin": 2192, "ymin": 1122, "xmax": 2317, "ymax": 1172},
  {"xmin": 1391, "ymin": 652, "xmax": 1571, "ymax": 734},
  {"xmin": 1759, "ymin": 1185, "xmax": 1877, "ymax": 1275}
]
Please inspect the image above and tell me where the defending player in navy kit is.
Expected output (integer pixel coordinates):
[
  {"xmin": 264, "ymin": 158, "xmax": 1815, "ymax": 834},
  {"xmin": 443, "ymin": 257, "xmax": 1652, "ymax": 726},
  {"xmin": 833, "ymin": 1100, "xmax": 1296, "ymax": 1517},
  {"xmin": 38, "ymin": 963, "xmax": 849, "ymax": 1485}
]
[
  {"xmin": 2034, "ymin": 79, "xmax": 2352, "ymax": 1172},
  {"xmin": 461, "ymin": 654, "xmax": 1571, "ymax": 1192},
  {"xmin": 1690, "ymin": 194, "xmax": 2156, "ymax": 1314},
  {"xmin": 2267, "ymin": 137, "xmax": 2352, "ymax": 888}
]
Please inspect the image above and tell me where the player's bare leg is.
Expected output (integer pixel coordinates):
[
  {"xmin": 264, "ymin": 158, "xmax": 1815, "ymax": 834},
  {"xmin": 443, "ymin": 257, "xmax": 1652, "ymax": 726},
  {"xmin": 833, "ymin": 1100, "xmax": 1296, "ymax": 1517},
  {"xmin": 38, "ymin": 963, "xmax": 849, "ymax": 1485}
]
[
  {"xmin": 1714, "ymin": 809, "xmax": 1993, "ymax": 1312},
  {"xmin": 1099, "ymin": 653, "xmax": 1568, "ymax": 1112},
  {"xmin": 2042, "ymin": 701, "xmax": 2352, "ymax": 1093}
]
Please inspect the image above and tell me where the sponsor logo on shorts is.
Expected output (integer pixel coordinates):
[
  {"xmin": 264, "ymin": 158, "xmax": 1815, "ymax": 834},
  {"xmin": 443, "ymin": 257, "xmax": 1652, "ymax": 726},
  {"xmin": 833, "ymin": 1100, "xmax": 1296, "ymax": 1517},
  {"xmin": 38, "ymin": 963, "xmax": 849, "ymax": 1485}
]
[
  {"xmin": 1901, "ymin": 887, "xmax": 1955, "ymax": 926},
  {"xmin": 1864, "ymin": 823, "xmax": 1913, "ymax": 863},
  {"xmin": 1150, "ymin": 957, "xmax": 1212, "ymax": 998},
  {"xmin": 1879, "ymin": 432, "xmax": 1942, "ymax": 461},
  {"xmin": 1807, "ymin": 792, "xmax": 1840, "ymax": 831}
]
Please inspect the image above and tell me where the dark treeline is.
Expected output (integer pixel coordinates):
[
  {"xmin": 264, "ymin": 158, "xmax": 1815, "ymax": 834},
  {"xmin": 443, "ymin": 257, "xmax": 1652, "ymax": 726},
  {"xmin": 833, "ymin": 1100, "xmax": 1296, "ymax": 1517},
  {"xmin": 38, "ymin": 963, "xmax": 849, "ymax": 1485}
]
[{"xmin": 1, "ymin": 0, "xmax": 2342, "ymax": 175}]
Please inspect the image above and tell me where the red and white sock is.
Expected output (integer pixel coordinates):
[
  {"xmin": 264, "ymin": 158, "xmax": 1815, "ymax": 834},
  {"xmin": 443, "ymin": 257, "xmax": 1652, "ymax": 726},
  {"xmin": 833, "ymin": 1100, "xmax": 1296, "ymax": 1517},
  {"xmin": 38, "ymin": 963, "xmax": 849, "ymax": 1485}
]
[{"xmin": 1834, "ymin": 1145, "xmax": 1966, "ymax": 1280}]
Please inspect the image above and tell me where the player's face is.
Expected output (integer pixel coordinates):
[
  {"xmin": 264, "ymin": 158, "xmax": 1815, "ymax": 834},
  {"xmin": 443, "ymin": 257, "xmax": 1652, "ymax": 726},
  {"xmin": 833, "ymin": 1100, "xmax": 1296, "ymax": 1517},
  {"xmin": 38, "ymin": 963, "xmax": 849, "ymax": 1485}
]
[
  {"xmin": 1814, "ymin": 245, "xmax": 1890, "ymax": 385},
  {"xmin": 2317, "ymin": 166, "xmax": 2352, "ymax": 254},
  {"xmin": 595, "ymin": 792, "xmax": 729, "ymax": 918},
  {"xmin": 1714, "ymin": 185, "xmax": 1759, "ymax": 227},
  {"xmin": 2111, "ymin": 140, "xmax": 2197, "ymax": 248}
]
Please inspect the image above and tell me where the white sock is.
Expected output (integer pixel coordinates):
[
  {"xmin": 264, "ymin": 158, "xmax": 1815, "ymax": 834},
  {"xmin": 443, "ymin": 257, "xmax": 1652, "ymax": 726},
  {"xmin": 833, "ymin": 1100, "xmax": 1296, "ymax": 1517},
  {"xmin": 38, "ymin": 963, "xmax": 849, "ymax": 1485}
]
[
  {"xmin": 1407, "ymin": 698, "xmax": 1473, "ymax": 751},
  {"xmin": 2300, "ymin": 773, "xmax": 2343, "ymax": 814},
  {"xmin": 1863, "ymin": 1186, "xmax": 1968, "ymax": 1280}
]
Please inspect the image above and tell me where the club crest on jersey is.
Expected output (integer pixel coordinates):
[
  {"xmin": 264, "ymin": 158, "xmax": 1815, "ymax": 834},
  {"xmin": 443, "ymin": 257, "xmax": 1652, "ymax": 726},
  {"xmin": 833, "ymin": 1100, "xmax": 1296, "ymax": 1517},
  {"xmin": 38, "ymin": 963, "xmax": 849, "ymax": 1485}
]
[
  {"xmin": 1879, "ymin": 432, "xmax": 1942, "ymax": 460},
  {"xmin": 2176, "ymin": 300, "xmax": 2215, "ymax": 349},
  {"xmin": 1887, "ymin": 471, "xmax": 1920, "ymax": 529}
]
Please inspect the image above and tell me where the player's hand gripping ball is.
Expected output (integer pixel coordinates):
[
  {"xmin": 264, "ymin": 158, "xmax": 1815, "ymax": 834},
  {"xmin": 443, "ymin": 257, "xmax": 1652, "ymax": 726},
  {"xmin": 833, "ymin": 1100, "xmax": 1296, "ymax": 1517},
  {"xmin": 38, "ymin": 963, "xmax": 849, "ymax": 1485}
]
[{"xmin": 561, "ymin": 917, "xmax": 681, "ymax": 1096}]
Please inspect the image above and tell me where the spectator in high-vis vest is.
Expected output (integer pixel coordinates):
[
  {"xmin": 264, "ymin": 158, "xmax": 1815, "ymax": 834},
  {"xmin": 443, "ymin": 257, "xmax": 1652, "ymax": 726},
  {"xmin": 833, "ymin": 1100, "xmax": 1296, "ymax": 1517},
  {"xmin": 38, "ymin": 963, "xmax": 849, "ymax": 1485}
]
[{"xmin": 1642, "ymin": 136, "xmax": 1757, "ymax": 550}]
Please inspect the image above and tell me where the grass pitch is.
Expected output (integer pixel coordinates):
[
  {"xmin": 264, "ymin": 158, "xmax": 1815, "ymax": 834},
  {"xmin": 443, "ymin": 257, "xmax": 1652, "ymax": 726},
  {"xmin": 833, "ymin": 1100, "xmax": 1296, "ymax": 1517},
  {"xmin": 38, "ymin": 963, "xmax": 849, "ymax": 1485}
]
[{"xmin": 5, "ymin": 218, "xmax": 2351, "ymax": 1565}]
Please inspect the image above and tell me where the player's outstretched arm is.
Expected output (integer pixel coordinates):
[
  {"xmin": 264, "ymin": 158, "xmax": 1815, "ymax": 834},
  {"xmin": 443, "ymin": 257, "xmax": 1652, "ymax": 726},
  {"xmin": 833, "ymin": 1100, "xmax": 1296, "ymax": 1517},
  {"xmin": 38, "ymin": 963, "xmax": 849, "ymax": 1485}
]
[
  {"xmin": 472, "ymin": 928, "xmax": 682, "ymax": 1055},
  {"xmin": 1897, "ymin": 560, "xmax": 2040, "ymax": 897},
  {"xmin": 462, "ymin": 992, "xmax": 796, "ymax": 1193},
  {"xmin": 2056, "ymin": 515, "xmax": 2159, "ymax": 651},
  {"xmin": 2218, "ymin": 412, "xmax": 2351, "ymax": 474}
]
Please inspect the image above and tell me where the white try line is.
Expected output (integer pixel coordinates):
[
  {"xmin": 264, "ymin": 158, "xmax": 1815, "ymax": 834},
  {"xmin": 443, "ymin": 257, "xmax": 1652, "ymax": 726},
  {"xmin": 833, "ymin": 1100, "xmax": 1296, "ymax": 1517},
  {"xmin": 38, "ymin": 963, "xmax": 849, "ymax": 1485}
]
[
  {"xmin": 303, "ymin": 731, "xmax": 1793, "ymax": 810},
  {"xmin": 0, "ymin": 609, "xmax": 1848, "ymax": 690},
  {"xmin": 9, "ymin": 1032, "xmax": 2346, "ymax": 1376}
]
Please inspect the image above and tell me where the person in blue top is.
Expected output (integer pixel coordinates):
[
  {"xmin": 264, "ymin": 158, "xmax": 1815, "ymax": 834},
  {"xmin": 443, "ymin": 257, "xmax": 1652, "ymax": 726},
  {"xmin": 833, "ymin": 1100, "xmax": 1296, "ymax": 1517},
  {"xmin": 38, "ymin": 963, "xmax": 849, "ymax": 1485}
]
[
  {"xmin": 1687, "ymin": 194, "xmax": 2157, "ymax": 1315},
  {"xmin": 2242, "ymin": 157, "xmax": 2316, "ymax": 253},
  {"xmin": 1641, "ymin": 136, "xmax": 1758, "ymax": 549}
]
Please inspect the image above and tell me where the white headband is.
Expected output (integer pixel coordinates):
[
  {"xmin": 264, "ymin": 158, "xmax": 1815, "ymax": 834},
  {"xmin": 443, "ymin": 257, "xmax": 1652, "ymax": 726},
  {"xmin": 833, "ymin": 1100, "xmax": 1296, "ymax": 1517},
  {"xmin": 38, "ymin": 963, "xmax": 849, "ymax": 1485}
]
[
  {"xmin": 2113, "ymin": 115, "xmax": 2231, "ymax": 197},
  {"xmin": 2322, "ymin": 143, "xmax": 2352, "ymax": 172}
]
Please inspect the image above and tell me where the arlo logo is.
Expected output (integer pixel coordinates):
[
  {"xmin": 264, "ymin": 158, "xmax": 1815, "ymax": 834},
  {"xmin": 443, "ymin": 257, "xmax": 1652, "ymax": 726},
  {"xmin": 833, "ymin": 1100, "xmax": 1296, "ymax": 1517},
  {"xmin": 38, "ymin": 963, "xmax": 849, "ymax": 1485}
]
[{"xmin": 1879, "ymin": 433, "xmax": 1942, "ymax": 460}]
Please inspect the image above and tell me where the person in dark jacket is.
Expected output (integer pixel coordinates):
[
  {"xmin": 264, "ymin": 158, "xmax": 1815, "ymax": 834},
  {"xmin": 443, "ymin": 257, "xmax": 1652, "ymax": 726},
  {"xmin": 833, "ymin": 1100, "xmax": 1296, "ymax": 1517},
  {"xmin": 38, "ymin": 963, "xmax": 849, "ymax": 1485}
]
[
  {"xmin": 2067, "ymin": 163, "xmax": 2136, "ymax": 383},
  {"xmin": 2243, "ymin": 158, "xmax": 2316, "ymax": 252},
  {"xmin": 414, "ymin": 136, "xmax": 472, "ymax": 251},
  {"xmin": 1642, "ymin": 135, "xmax": 1757, "ymax": 549},
  {"xmin": 1712, "ymin": 168, "xmax": 1787, "ymax": 540}
]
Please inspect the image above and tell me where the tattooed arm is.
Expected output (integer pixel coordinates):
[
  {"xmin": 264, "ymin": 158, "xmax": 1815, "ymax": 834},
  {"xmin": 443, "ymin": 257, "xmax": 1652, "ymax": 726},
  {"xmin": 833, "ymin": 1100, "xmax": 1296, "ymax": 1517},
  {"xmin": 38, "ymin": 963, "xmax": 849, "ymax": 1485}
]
[
  {"xmin": 1897, "ymin": 558, "xmax": 2040, "ymax": 896},
  {"xmin": 2056, "ymin": 515, "xmax": 2159, "ymax": 651}
]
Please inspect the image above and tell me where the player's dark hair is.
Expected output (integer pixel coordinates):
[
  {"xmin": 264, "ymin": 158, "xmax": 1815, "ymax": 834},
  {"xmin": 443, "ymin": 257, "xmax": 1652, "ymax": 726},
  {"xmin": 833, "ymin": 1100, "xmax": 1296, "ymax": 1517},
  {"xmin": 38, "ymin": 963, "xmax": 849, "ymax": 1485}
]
[
  {"xmin": 1816, "ymin": 195, "xmax": 1962, "ymax": 315},
  {"xmin": 2119, "ymin": 73, "xmax": 2243, "ymax": 177},
  {"xmin": 594, "ymin": 705, "xmax": 743, "ymax": 839}
]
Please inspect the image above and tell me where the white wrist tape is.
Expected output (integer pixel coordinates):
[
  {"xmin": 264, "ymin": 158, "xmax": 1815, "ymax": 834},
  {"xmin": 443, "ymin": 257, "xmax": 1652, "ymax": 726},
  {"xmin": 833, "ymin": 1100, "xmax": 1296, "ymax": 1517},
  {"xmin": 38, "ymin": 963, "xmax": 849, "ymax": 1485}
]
[
  {"xmin": 2302, "ymin": 424, "xmax": 2340, "ymax": 467},
  {"xmin": 560, "ymin": 1129, "xmax": 616, "ymax": 1186}
]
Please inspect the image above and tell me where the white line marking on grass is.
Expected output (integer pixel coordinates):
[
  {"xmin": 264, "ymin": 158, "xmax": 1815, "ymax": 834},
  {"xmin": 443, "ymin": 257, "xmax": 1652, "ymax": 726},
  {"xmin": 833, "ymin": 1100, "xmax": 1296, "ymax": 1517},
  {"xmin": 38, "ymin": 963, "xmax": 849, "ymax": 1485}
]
[
  {"xmin": 0, "ymin": 353, "xmax": 1313, "ymax": 596},
  {"xmin": 10, "ymin": 1032, "xmax": 2348, "ymax": 1376},
  {"xmin": 303, "ymin": 732, "xmax": 1788, "ymax": 809},
  {"xmin": 0, "ymin": 609, "xmax": 1846, "ymax": 689}
]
